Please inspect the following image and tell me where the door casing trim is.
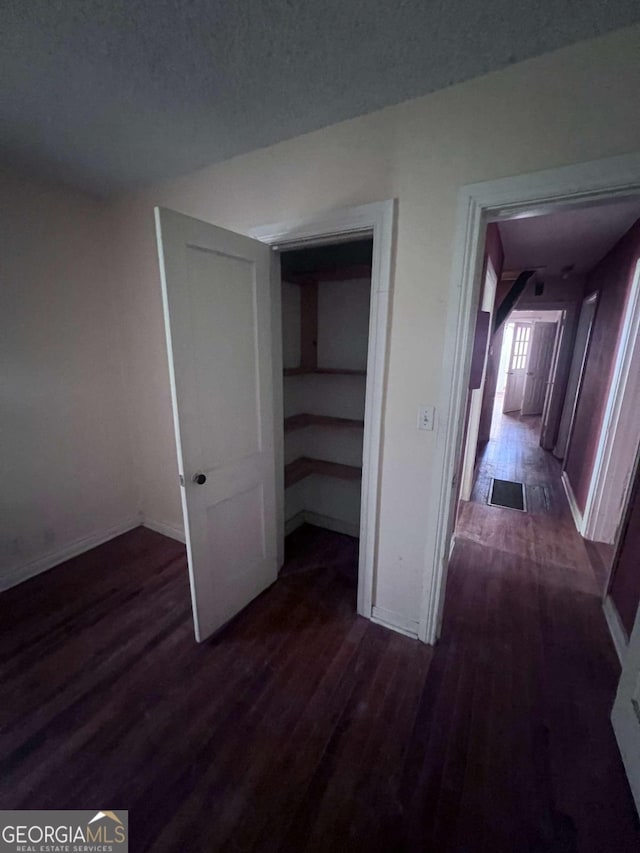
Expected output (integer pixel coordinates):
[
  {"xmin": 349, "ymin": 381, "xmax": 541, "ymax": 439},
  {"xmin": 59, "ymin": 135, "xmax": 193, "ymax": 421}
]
[
  {"xmin": 424, "ymin": 151, "xmax": 640, "ymax": 645},
  {"xmin": 252, "ymin": 200, "xmax": 395, "ymax": 623}
]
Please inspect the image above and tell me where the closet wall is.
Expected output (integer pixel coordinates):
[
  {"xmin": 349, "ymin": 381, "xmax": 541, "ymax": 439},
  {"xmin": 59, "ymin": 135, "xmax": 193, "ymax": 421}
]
[{"xmin": 281, "ymin": 254, "xmax": 372, "ymax": 539}]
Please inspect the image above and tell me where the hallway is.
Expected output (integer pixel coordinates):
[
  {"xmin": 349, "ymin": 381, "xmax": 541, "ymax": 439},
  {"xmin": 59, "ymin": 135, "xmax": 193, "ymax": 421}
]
[
  {"xmin": 461, "ymin": 401, "xmax": 608, "ymax": 592},
  {"xmin": 446, "ymin": 404, "xmax": 634, "ymax": 849},
  {"xmin": 472, "ymin": 401, "xmax": 561, "ymax": 511}
]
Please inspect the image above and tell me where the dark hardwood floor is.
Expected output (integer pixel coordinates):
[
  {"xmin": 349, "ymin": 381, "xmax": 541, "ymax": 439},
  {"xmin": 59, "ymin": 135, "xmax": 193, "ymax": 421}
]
[
  {"xmin": 451, "ymin": 406, "xmax": 638, "ymax": 850},
  {"xmin": 281, "ymin": 522, "xmax": 359, "ymax": 584},
  {"xmin": 470, "ymin": 407, "xmax": 560, "ymax": 512},
  {"xmin": 2, "ymin": 455, "xmax": 638, "ymax": 851}
]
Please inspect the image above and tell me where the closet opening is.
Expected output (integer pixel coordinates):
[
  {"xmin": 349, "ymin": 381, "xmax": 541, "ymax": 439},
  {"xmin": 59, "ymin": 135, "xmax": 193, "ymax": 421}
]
[{"xmin": 278, "ymin": 238, "xmax": 373, "ymax": 606}]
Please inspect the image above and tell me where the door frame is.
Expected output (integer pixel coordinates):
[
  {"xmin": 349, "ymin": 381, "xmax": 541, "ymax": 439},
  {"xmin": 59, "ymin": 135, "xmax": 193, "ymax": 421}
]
[
  {"xmin": 421, "ymin": 151, "xmax": 640, "ymax": 645},
  {"xmin": 251, "ymin": 200, "xmax": 395, "ymax": 621}
]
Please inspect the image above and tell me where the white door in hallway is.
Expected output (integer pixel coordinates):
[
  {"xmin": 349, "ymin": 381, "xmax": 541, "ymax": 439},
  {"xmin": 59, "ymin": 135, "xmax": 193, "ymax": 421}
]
[
  {"xmin": 155, "ymin": 207, "xmax": 278, "ymax": 642},
  {"xmin": 503, "ymin": 322, "xmax": 531, "ymax": 413},
  {"xmin": 521, "ymin": 321, "xmax": 558, "ymax": 416},
  {"xmin": 612, "ymin": 605, "xmax": 640, "ymax": 815}
]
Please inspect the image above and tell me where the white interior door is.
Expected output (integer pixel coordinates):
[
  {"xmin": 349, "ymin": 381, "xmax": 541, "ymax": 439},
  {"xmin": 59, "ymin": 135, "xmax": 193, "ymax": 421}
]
[
  {"xmin": 503, "ymin": 322, "xmax": 530, "ymax": 413},
  {"xmin": 155, "ymin": 207, "xmax": 278, "ymax": 642},
  {"xmin": 521, "ymin": 321, "xmax": 558, "ymax": 415},
  {"xmin": 612, "ymin": 604, "xmax": 640, "ymax": 815}
]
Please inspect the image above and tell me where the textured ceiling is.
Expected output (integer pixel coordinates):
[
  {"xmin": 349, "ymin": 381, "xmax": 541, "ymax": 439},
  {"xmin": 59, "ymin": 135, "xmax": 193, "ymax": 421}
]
[
  {"xmin": 2, "ymin": 1, "xmax": 640, "ymax": 196},
  {"xmin": 499, "ymin": 196, "xmax": 640, "ymax": 276}
]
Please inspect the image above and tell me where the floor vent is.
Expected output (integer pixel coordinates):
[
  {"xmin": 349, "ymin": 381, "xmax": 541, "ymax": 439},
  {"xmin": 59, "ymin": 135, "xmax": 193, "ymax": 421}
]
[{"xmin": 488, "ymin": 478, "xmax": 526, "ymax": 511}]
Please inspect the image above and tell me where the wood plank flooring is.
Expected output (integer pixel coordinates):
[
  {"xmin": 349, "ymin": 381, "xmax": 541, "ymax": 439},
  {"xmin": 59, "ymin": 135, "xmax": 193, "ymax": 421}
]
[
  {"xmin": 464, "ymin": 408, "xmax": 609, "ymax": 593},
  {"xmin": 451, "ymin": 409, "xmax": 639, "ymax": 850},
  {"xmin": 280, "ymin": 523, "xmax": 359, "ymax": 584},
  {"xmin": 2, "ymin": 413, "xmax": 639, "ymax": 852}
]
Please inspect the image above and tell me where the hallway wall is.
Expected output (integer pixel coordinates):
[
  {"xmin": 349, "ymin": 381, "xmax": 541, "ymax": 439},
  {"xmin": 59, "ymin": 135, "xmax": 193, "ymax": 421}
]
[{"xmin": 564, "ymin": 218, "xmax": 640, "ymax": 512}]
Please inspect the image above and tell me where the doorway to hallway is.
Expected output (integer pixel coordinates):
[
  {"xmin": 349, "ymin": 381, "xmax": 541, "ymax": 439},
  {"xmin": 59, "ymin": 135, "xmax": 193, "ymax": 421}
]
[{"xmin": 427, "ymin": 154, "xmax": 640, "ymax": 830}]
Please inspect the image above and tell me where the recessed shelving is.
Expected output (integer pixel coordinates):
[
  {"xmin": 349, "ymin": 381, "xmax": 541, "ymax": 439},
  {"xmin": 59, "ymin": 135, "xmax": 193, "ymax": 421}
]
[
  {"xmin": 284, "ymin": 414, "xmax": 364, "ymax": 433},
  {"xmin": 281, "ymin": 244, "xmax": 372, "ymax": 534},
  {"xmin": 284, "ymin": 457, "xmax": 362, "ymax": 488},
  {"xmin": 283, "ymin": 367, "xmax": 366, "ymax": 377}
]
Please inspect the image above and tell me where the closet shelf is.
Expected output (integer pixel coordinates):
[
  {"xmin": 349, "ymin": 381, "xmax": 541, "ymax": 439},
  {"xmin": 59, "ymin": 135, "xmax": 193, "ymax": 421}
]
[
  {"xmin": 282, "ymin": 264, "xmax": 372, "ymax": 286},
  {"xmin": 284, "ymin": 457, "xmax": 362, "ymax": 488},
  {"xmin": 283, "ymin": 367, "xmax": 366, "ymax": 377},
  {"xmin": 284, "ymin": 414, "xmax": 364, "ymax": 433}
]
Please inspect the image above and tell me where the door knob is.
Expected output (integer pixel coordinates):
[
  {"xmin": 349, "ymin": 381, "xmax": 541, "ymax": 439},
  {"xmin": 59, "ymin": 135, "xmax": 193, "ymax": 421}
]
[{"xmin": 192, "ymin": 473, "xmax": 207, "ymax": 485}]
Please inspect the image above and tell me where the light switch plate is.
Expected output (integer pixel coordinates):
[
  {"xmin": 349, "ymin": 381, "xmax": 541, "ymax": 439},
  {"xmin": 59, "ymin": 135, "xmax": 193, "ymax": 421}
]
[{"xmin": 418, "ymin": 405, "xmax": 435, "ymax": 431}]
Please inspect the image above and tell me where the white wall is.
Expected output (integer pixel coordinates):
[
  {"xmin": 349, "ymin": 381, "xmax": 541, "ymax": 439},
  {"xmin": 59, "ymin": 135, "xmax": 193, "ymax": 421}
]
[
  {"xmin": 109, "ymin": 25, "xmax": 640, "ymax": 632},
  {"xmin": 281, "ymin": 281, "xmax": 301, "ymax": 370},
  {"xmin": 317, "ymin": 278, "xmax": 371, "ymax": 370},
  {"xmin": 0, "ymin": 168, "xmax": 138, "ymax": 590},
  {"xmin": 301, "ymin": 477, "xmax": 362, "ymax": 534},
  {"xmin": 284, "ymin": 479, "xmax": 307, "ymax": 530},
  {"xmin": 284, "ymin": 374, "xmax": 367, "ymax": 420}
]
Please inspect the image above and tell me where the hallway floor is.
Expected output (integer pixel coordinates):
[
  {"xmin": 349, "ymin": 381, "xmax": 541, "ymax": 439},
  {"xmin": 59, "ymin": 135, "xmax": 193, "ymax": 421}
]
[
  {"xmin": 450, "ymin": 406, "xmax": 636, "ymax": 849},
  {"xmin": 470, "ymin": 406, "xmax": 554, "ymax": 504},
  {"xmin": 463, "ymin": 405, "xmax": 608, "ymax": 590}
]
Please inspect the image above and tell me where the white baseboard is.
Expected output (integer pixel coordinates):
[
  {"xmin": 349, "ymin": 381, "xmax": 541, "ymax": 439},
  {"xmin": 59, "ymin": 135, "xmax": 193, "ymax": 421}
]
[
  {"xmin": 603, "ymin": 594, "xmax": 628, "ymax": 665},
  {"xmin": 449, "ymin": 532, "xmax": 457, "ymax": 559},
  {"xmin": 284, "ymin": 511, "xmax": 306, "ymax": 536},
  {"xmin": 284, "ymin": 510, "xmax": 360, "ymax": 539},
  {"xmin": 142, "ymin": 518, "xmax": 186, "ymax": 544},
  {"xmin": 561, "ymin": 471, "xmax": 583, "ymax": 533},
  {"xmin": 303, "ymin": 511, "xmax": 359, "ymax": 538},
  {"xmin": 0, "ymin": 516, "xmax": 141, "ymax": 593},
  {"xmin": 371, "ymin": 605, "xmax": 419, "ymax": 640}
]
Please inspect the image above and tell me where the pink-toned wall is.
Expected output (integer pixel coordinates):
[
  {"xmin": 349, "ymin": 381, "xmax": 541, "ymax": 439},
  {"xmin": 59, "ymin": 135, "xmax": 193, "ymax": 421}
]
[{"xmin": 564, "ymin": 218, "xmax": 640, "ymax": 512}]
